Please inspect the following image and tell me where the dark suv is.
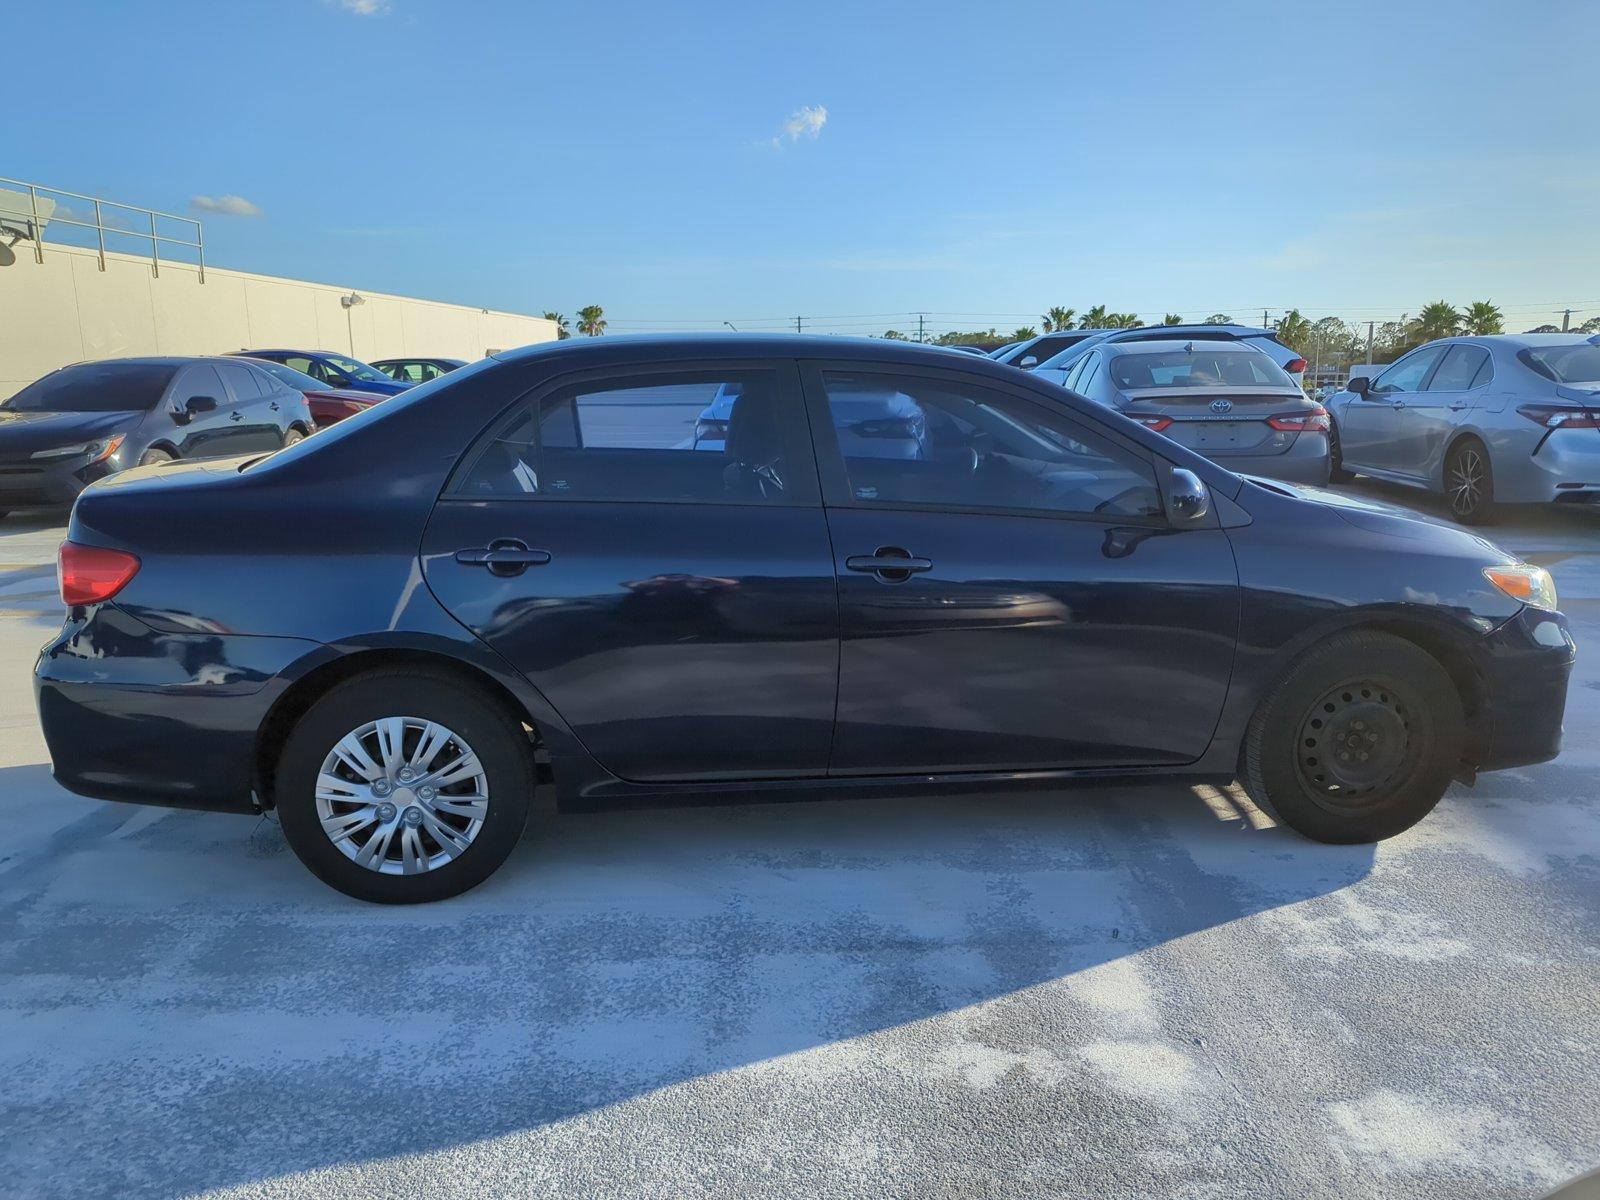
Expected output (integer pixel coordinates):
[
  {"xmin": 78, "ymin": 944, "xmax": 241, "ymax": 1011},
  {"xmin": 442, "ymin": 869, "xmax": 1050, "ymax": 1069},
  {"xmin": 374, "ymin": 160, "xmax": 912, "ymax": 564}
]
[
  {"xmin": 35, "ymin": 336, "xmax": 1573, "ymax": 902},
  {"xmin": 0, "ymin": 357, "xmax": 314, "ymax": 515}
]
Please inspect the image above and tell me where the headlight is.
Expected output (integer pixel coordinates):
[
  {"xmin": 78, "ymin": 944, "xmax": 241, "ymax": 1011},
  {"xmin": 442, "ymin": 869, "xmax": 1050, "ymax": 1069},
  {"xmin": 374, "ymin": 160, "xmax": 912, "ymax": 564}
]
[
  {"xmin": 29, "ymin": 435, "xmax": 124, "ymax": 464},
  {"xmin": 1484, "ymin": 564, "xmax": 1559, "ymax": 611}
]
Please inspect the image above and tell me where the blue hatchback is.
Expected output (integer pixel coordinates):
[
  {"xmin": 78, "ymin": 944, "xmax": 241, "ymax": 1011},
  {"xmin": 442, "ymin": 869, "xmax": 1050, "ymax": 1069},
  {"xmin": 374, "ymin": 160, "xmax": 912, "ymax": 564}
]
[{"xmin": 36, "ymin": 335, "xmax": 1574, "ymax": 902}]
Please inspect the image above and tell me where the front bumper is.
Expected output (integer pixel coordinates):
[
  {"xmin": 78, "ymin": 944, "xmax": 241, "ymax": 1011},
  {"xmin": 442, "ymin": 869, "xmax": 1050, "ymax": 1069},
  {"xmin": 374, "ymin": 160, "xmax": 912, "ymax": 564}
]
[
  {"xmin": 0, "ymin": 452, "xmax": 122, "ymax": 509},
  {"xmin": 34, "ymin": 605, "xmax": 320, "ymax": 812},
  {"xmin": 1472, "ymin": 605, "xmax": 1575, "ymax": 772}
]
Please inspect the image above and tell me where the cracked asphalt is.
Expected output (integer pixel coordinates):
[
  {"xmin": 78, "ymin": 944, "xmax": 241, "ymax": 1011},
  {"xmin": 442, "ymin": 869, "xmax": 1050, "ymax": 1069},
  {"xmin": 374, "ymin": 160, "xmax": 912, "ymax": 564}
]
[{"xmin": 1, "ymin": 485, "xmax": 1596, "ymax": 1199}]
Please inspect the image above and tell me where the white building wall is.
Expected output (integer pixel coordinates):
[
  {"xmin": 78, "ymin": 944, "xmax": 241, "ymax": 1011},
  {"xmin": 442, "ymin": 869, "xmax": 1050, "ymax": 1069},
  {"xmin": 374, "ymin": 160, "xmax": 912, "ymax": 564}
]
[{"xmin": 0, "ymin": 244, "xmax": 558, "ymax": 397}]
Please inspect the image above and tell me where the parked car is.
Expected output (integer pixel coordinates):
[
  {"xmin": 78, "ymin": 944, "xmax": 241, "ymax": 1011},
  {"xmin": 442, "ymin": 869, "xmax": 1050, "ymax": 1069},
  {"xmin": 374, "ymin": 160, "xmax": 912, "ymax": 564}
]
[
  {"xmin": 231, "ymin": 350, "xmax": 414, "ymax": 397},
  {"xmin": 991, "ymin": 330, "xmax": 1111, "ymax": 369},
  {"xmin": 239, "ymin": 358, "xmax": 381, "ymax": 430},
  {"xmin": 937, "ymin": 344, "xmax": 991, "ymax": 356},
  {"xmin": 1035, "ymin": 324, "xmax": 1308, "ymax": 386},
  {"xmin": 691, "ymin": 378, "xmax": 930, "ymax": 460},
  {"xmin": 37, "ymin": 336, "xmax": 1572, "ymax": 902},
  {"xmin": 0, "ymin": 357, "xmax": 312, "ymax": 515},
  {"xmin": 1328, "ymin": 334, "xmax": 1600, "ymax": 523},
  {"xmin": 370, "ymin": 357, "xmax": 469, "ymax": 384},
  {"xmin": 1058, "ymin": 338, "xmax": 1330, "ymax": 484}
]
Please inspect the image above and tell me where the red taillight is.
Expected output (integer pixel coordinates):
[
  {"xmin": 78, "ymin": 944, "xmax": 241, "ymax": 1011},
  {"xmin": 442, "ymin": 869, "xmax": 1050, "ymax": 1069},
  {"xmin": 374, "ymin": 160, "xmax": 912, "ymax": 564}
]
[
  {"xmin": 1132, "ymin": 416, "xmax": 1173, "ymax": 432},
  {"xmin": 58, "ymin": 542, "xmax": 140, "ymax": 607},
  {"xmin": 1517, "ymin": 404, "xmax": 1600, "ymax": 429},
  {"xmin": 1284, "ymin": 357, "xmax": 1308, "ymax": 374},
  {"xmin": 1267, "ymin": 406, "xmax": 1330, "ymax": 432}
]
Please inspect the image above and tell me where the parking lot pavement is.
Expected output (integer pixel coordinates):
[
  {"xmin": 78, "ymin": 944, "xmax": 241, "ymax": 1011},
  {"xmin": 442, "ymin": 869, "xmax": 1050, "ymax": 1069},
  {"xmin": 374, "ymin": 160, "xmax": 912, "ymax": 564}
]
[{"xmin": 0, "ymin": 493, "xmax": 1596, "ymax": 1200}]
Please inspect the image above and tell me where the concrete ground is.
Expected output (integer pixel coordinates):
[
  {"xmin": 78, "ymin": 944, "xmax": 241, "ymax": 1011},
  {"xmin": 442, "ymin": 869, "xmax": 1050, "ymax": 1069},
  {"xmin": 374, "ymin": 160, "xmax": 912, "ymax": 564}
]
[{"xmin": 1, "ymin": 486, "xmax": 1596, "ymax": 1200}]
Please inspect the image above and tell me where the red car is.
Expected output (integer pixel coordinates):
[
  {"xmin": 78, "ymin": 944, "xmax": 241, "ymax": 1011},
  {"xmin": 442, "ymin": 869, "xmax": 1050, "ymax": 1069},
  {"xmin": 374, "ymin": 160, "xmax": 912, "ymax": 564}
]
[{"xmin": 238, "ymin": 358, "xmax": 384, "ymax": 430}]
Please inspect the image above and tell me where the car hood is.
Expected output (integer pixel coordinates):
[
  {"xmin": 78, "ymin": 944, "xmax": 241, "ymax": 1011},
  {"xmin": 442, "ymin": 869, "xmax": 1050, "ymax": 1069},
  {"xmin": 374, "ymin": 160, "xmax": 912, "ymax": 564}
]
[
  {"xmin": 0, "ymin": 408, "xmax": 142, "ymax": 454},
  {"xmin": 1239, "ymin": 476, "xmax": 1513, "ymax": 557}
]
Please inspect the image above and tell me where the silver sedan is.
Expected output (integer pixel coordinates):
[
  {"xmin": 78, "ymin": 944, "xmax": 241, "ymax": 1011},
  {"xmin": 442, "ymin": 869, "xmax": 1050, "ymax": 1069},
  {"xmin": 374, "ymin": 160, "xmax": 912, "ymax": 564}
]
[{"xmin": 1327, "ymin": 334, "xmax": 1600, "ymax": 523}]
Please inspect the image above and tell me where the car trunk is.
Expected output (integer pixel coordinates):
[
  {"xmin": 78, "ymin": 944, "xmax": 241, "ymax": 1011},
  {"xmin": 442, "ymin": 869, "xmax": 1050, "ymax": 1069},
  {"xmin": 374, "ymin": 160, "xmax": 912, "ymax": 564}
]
[{"xmin": 1119, "ymin": 387, "xmax": 1310, "ymax": 456}]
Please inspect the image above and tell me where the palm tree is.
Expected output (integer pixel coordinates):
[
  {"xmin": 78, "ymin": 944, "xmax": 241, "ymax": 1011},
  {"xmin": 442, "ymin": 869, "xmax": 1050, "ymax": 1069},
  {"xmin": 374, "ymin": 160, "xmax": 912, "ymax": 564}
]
[
  {"xmin": 1011, "ymin": 325, "xmax": 1039, "ymax": 341},
  {"xmin": 576, "ymin": 305, "xmax": 607, "ymax": 337},
  {"xmin": 1274, "ymin": 309, "xmax": 1312, "ymax": 353},
  {"xmin": 1079, "ymin": 305, "xmax": 1110, "ymax": 329},
  {"xmin": 1411, "ymin": 301, "xmax": 1462, "ymax": 343},
  {"xmin": 1462, "ymin": 301, "xmax": 1504, "ymax": 335},
  {"xmin": 542, "ymin": 311, "xmax": 571, "ymax": 340},
  {"xmin": 1162, "ymin": 313, "xmax": 1183, "ymax": 325},
  {"xmin": 1108, "ymin": 312, "xmax": 1141, "ymax": 329},
  {"xmin": 1041, "ymin": 306, "xmax": 1075, "ymax": 332}
]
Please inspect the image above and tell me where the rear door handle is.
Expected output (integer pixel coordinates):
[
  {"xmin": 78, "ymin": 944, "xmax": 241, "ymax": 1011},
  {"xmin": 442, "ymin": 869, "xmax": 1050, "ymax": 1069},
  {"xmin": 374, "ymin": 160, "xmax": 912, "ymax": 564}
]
[
  {"xmin": 846, "ymin": 547, "xmax": 932, "ymax": 582},
  {"xmin": 229, "ymin": 411, "xmax": 244, "ymax": 422},
  {"xmin": 455, "ymin": 539, "xmax": 553, "ymax": 576},
  {"xmin": 270, "ymin": 402, "xmax": 280, "ymax": 412}
]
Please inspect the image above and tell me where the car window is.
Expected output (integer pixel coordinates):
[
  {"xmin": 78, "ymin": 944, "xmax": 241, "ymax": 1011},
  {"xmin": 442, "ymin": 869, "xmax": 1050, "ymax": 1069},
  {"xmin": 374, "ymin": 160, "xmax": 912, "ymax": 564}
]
[
  {"xmin": 1372, "ymin": 346, "xmax": 1444, "ymax": 394},
  {"xmin": 176, "ymin": 364, "xmax": 227, "ymax": 407},
  {"xmin": 1111, "ymin": 350, "xmax": 1292, "ymax": 389},
  {"xmin": 453, "ymin": 370, "xmax": 814, "ymax": 505},
  {"xmin": 1062, "ymin": 354, "xmax": 1091, "ymax": 392},
  {"xmin": 1076, "ymin": 353, "xmax": 1102, "ymax": 393},
  {"xmin": 216, "ymin": 361, "xmax": 263, "ymax": 400},
  {"xmin": 815, "ymin": 370, "xmax": 1162, "ymax": 521},
  {"xmin": 283, "ymin": 356, "xmax": 334, "ymax": 384},
  {"xmin": 1518, "ymin": 344, "xmax": 1600, "ymax": 384},
  {"xmin": 1015, "ymin": 333, "xmax": 1084, "ymax": 364},
  {"xmin": 1426, "ymin": 345, "xmax": 1491, "ymax": 391},
  {"xmin": 2, "ymin": 362, "xmax": 178, "ymax": 412}
]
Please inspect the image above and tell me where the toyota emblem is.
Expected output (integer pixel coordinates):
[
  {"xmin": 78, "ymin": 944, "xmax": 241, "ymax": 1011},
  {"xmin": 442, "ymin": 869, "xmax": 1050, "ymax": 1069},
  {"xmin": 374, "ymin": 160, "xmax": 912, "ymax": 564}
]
[{"xmin": 1209, "ymin": 398, "xmax": 1233, "ymax": 413}]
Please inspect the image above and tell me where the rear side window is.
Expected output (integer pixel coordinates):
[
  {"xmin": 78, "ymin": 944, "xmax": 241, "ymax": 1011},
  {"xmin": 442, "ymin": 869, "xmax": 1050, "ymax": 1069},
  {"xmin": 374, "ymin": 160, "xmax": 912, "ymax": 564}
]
[
  {"xmin": 1426, "ymin": 345, "xmax": 1491, "ymax": 391},
  {"xmin": 3, "ymin": 362, "xmax": 177, "ymax": 412},
  {"xmin": 217, "ymin": 362, "xmax": 263, "ymax": 399},
  {"xmin": 452, "ymin": 369, "xmax": 816, "ymax": 506}
]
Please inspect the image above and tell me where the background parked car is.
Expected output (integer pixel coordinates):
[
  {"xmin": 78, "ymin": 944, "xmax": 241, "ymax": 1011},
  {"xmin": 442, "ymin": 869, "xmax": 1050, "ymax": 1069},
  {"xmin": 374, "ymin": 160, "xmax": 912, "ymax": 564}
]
[
  {"xmin": 0, "ymin": 357, "xmax": 312, "ymax": 515},
  {"xmin": 231, "ymin": 349, "xmax": 414, "ymax": 396},
  {"xmin": 1035, "ymin": 323, "xmax": 1309, "ymax": 386},
  {"xmin": 370, "ymin": 357, "xmax": 469, "ymax": 384},
  {"xmin": 240, "ymin": 358, "xmax": 382, "ymax": 430},
  {"xmin": 1325, "ymin": 333, "xmax": 1600, "ymax": 524},
  {"xmin": 990, "ymin": 330, "xmax": 1112, "ymax": 369},
  {"xmin": 692, "ymin": 379, "xmax": 931, "ymax": 460},
  {"xmin": 1059, "ymin": 338, "xmax": 1329, "ymax": 484}
]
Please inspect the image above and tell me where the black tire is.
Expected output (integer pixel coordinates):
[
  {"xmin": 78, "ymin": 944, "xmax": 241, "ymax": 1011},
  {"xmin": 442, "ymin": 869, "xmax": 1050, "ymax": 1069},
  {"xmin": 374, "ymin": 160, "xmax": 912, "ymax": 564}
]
[
  {"xmin": 276, "ymin": 670, "xmax": 534, "ymax": 903},
  {"xmin": 1241, "ymin": 631, "xmax": 1464, "ymax": 843},
  {"xmin": 1327, "ymin": 419, "xmax": 1353, "ymax": 483},
  {"xmin": 139, "ymin": 448, "xmax": 177, "ymax": 468},
  {"xmin": 283, "ymin": 428, "xmax": 306, "ymax": 447},
  {"xmin": 1445, "ymin": 438, "xmax": 1494, "ymax": 524}
]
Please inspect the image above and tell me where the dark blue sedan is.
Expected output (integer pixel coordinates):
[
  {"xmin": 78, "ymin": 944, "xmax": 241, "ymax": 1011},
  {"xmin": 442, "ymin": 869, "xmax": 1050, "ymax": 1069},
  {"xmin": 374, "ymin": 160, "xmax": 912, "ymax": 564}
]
[
  {"xmin": 35, "ymin": 336, "xmax": 1574, "ymax": 902},
  {"xmin": 229, "ymin": 349, "xmax": 414, "ymax": 396}
]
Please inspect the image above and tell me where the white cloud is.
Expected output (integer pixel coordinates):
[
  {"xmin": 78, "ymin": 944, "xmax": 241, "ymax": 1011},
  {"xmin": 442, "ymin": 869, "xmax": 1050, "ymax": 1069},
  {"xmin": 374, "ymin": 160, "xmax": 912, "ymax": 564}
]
[
  {"xmin": 329, "ymin": 0, "xmax": 391, "ymax": 13},
  {"xmin": 771, "ymin": 104, "xmax": 827, "ymax": 148},
  {"xmin": 189, "ymin": 195, "xmax": 263, "ymax": 218}
]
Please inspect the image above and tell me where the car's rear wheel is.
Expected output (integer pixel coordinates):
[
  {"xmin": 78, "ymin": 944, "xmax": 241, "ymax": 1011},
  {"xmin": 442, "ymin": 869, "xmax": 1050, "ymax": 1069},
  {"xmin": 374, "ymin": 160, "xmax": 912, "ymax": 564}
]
[
  {"xmin": 1445, "ymin": 438, "xmax": 1494, "ymax": 524},
  {"xmin": 1241, "ymin": 631, "xmax": 1463, "ymax": 843},
  {"xmin": 276, "ymin": 671, "xmax": 534, "ymax": 903},
  {"xmin": 139, "ymin": 448, "xmax": 176, "ymax": 468},
  {"xmin": 283, "ymin": 428, "xmax": 306, "ymax": 447},
  {"xmin": 1327, "ymin": 419, "xmax": 1353, "ymax": 483}
]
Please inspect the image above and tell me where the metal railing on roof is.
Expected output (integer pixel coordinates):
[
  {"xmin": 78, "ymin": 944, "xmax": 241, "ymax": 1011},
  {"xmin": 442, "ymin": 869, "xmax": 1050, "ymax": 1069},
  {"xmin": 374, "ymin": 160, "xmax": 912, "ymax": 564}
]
[{"xmin": 0, "ymin": 177, "xmax": 205, "ymax": 282}]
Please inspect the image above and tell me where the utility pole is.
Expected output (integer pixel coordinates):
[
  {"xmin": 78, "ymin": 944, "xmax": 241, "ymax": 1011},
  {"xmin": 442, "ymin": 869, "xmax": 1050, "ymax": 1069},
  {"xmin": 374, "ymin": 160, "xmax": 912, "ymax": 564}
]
[
  {"xmin": 1262, "ymin": 308, "xmax": 1270, "ymax": 328},
  {"xmin": 1366, "ymin": 321, "xmax": 1375, "ymax": 365},
  {"xmin": 1562, "ymin": 308, "xmax": 1573, "ymax": 332},
  {"xmin": 795, "ymin": 315, "xmax": 803, "ymax": 334},
  {"xmin": 916, "ymin": 312, "xmax": 926, "ymax": 344}
]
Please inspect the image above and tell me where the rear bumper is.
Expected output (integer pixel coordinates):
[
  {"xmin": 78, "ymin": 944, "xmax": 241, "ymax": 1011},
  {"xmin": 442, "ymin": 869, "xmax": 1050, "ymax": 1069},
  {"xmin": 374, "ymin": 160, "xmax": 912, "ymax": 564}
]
[
  {"xmin": 1471, "ymin": 605, "xmax": 1575, "ymax": 772},
  {"xmin": 33, "ymin": 606, "xmax": 318, "ymax": 813},
  {"xmin": 1210, "ymin": 434, "xmax": 1331, "ymax": 485},
  {"xmin": 1498, "ymin": 432, "xmax": 1600, "ymax": 504}
]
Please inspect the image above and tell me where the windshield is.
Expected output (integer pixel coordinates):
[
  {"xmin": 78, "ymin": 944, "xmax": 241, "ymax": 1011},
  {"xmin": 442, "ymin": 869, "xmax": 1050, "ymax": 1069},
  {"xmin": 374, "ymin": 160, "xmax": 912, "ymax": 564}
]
[
  {"xmin": 1520, "ymin": 344, "xmax": 1600, "ymax": 385},
  {"xmin": 1110, "ymin": 348, "xmax": 1293, "ymax": 390},
  {"xmin": 3, "ymin": 362, "xmax": 178, "ymax": 412},
  {"xmin": 322, "ymin": 353, "xmax": 392, "ymax": 384},
  {"xmin": 244, "ymin": 359, "xmax": 322, "ymax": 392}
]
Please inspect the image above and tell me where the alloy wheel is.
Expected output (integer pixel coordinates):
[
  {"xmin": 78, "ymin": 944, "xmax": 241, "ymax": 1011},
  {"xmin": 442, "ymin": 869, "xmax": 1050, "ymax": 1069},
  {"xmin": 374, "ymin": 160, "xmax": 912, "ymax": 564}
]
[
  {"xmin": 314, "ymin": 716, "xmax": 489, "ymax": 875},
  {"xmin": 1448, "ymin": 447, "xmax": 1485, "ymax": 517}
]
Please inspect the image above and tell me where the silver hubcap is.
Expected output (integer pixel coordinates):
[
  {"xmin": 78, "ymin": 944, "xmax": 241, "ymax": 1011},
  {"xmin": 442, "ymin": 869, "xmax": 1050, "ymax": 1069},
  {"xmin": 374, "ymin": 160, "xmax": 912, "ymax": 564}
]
[
  {"xmin": 1448, "ymin": 449, "xmax": 1484, "ymax": 515},
  {"xmin": 315, "ymin": 717, "xmax": 489, "ymax": 875}
]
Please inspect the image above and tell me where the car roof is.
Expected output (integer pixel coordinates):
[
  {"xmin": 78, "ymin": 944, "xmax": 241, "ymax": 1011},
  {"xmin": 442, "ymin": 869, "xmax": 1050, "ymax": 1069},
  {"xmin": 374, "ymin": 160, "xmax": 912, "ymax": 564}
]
[
  {"xmin": 490, "ymin": 333, "xmax": 1028, "ymax": 370},
  {"xmin": 65, "ymin": 356, "xmax": 242, "ymax": 369},
  {"xmin": 1434, "ymin": 333, "xmax": 1600, "ymax": 349},
  {"xmin": 239, "ymin": 349, "xmax": 344, "ymax": 357}
]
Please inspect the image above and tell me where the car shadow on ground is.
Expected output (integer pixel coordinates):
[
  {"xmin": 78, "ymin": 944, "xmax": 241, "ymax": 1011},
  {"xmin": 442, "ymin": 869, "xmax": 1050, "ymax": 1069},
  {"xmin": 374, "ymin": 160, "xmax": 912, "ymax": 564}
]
[{"xmin": 0, "ymin": 764, "xmax": 1377, "ymax": 1199}]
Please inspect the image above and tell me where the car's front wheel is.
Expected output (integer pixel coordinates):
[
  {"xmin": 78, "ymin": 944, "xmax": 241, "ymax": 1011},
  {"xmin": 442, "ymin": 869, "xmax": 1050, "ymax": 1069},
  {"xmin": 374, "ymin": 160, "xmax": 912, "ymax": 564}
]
[
  {"xmin": 276, "ymin": 670, "xmax": 534, "ymax": 902},
  {"xmin": 1445, "ymin": 438, "xmax": 1494, "ymax": 524},
  {"xmin": 1241, "ymin": 631, "xmax": 1464, "ymax": 843}
]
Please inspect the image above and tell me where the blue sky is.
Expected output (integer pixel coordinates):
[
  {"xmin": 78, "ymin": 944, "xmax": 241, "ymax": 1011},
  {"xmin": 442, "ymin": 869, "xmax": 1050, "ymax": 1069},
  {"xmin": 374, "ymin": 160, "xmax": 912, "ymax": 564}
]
[{"xmin": 11, "ymin": 0, "xmax": 1600, "ymax": 336}]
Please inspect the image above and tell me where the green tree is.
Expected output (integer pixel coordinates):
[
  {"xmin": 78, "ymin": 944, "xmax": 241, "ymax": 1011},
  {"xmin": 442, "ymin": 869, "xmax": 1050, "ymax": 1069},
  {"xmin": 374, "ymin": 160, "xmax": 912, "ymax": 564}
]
[
  {"xmin": 1204, "ymin": 313, "xmax": 1234, "ymax": 324},
  {"xmin": 1462, "ymin": 300, "xmax": 1504, "ymax": 335},
  {"xmin": 1162, "ymin": 313, "xmax": 1183, "ymax": 325},
  {"xmin": 1524, "ymin": 323, "xmax": 1561, "ymax": 334},
  {"xmin": 1107, "ymin": 312, "xmax": 1141, "ymax": 329},
  {"xmin": 882, "ymin": 329, "xmax": 909, "ymax": 340},
  {"xmin": 1011, "ymin": 325, "xmax": 1039, "ymax": 340},
  {"xmin": 542, "ymin": 311, "xmax": 571, "ymax": 340},
  {"xmin": 1042, "ymin": 306, "xmax": 1076, "ymax": 332},
  {"xmin": 1274, "ymin": 309, "xmax": 1312, "ymax": 353},
  {"xmin": 1079, "ymin": 305, "xmax": 1109, "ymax": 329},
  {"xmin": 576, "ymin": 305, "xmax": 607, "ymax": 337},
  {"xmin": 1579, "ymin": 316, "xmax": 1600, "ymax": 334},
  {"xmin": 1411, "ymin": 300, "xmax": 1462, "ymax": 343}
]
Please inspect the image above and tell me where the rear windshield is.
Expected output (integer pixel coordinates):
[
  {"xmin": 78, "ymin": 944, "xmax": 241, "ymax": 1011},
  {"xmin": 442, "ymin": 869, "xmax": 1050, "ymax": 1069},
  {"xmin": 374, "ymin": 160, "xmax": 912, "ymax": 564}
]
[
  {"xmin": 245, "ymin": 359, "xmax": 322, "ymax": 392},
  {"xmin": 3, "ymin": 362, "xmax": 178, "ymax": 412},
  {"xmin": 1520, "ymin": 344, "xmax": 1600, "ymax": 385},
  {"xmin": 1109, "ymin": 349, "xmax": 1293, "ymax": 390}
]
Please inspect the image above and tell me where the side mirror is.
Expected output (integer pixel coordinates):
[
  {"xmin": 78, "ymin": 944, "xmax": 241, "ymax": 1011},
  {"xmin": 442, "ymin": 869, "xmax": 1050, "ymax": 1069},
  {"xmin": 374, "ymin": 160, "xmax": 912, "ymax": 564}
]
[
  {"xmin": 1347, "ymin": 376, "xmax": 1371, "ymax": 398},
  {"xmin": 173, "ymin": 395, "xmax": 218, "ymax": 424},
  {"xmin": 1019, "ymin": 355, "xmax": 1038, "ymax": 368},
  {"xmin": 1168, "ymin": 467, "xmax": 1210, "ymax": 522}
]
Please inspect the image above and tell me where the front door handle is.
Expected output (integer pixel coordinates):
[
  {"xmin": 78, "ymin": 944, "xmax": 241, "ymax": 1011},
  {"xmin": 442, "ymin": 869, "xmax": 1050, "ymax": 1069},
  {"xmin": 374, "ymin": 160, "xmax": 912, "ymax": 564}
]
[
  {"xmin": 229, "ymin": 411, "xmax": 244, "ymax": 422},
  {"xmin": 270, "ymin": 401, "xmax": 280, "ymax": 412},
  {"xmin": 455, "ymin": 539, "xmax": 553, "ymax": 577},
  {"xmin": 845, "ymin": 546, "xmax": 932, "ymax": 583}
]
